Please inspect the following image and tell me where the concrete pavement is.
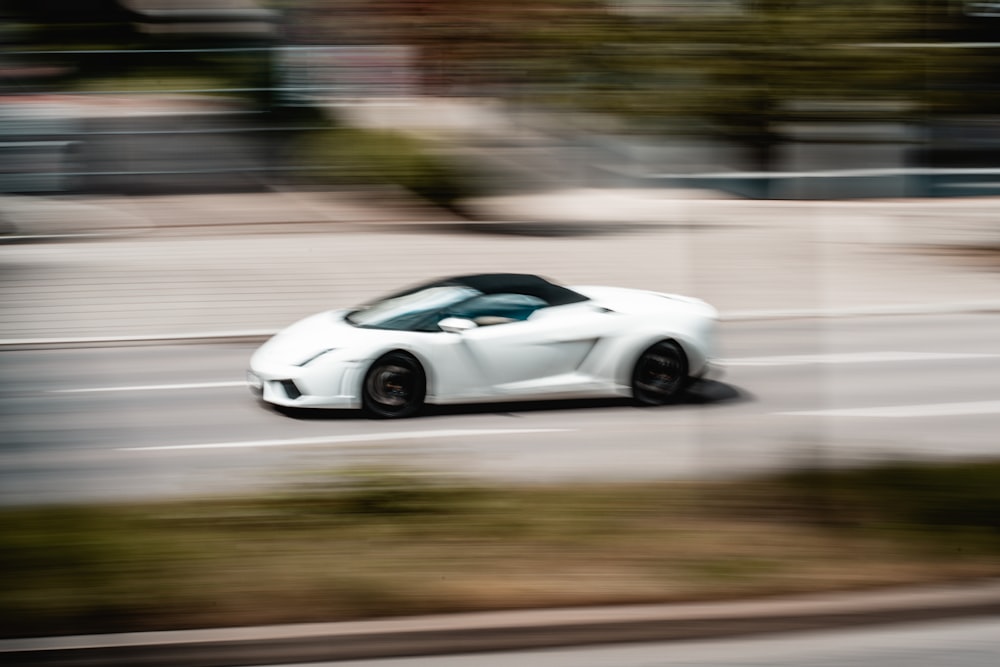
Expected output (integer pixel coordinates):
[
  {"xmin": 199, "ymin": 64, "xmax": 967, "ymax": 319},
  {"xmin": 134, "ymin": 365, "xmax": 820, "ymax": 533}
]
[{"xmin": 2, "ymin": 188, "xmax": 1000, "ymax": 344}]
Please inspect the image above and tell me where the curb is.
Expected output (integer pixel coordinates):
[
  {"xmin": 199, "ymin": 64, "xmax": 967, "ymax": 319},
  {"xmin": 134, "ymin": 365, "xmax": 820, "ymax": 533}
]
[
  {"xmin": 4, "ymin": 581, "xmax": 1000, "ymax": 666},
  {"xmin": 719, "ymin": 301, "xmax": 1000, "ymax": 321},
  {"xmin": 3, "ymin": 302, "xmax": 1000, "ymax": 351},
  {"xmin": 0, "ymin": 232, "xmax": 134, "ymax": 245},
  {"xmin": 0, "ymin": 331, "xmax": 275, "ymax": 351}
]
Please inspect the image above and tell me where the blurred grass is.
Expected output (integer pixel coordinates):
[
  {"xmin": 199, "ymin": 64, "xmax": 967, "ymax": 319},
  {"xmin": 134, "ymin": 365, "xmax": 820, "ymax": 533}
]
[
  {"xmin": 70, "ymin": 73, "xmax": 244, "ymax": 95},
  {"xmin": 293, "ymin": 127, "xmax": 477, "ymax": 212},
  {"xmin": 2, "ymin": 461, "xmax": 999, "ymax": 639}
]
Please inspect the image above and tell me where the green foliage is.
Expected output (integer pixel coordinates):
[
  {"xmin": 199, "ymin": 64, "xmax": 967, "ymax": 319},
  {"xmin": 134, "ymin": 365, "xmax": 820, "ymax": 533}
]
[
  {"xmin": 555, "ymin": 2, "xmax": 932, "ymax": 129},
  {"xmin": 290, "ymin": 467, "xmax": 488, "ymax": 519},
  {"xmin": 0, "ymin": 505, "xmax": 191, "ymax": 636},
  {"xmin": 2, "ymin": 461, "xmax": 1000, "ymax": 638},
  {"xmin": 780, "ymin": 460, "xmax": 1000, "ymax": 532},
  {"xmin": 379, "ymin": 0, "xmax": 994, "ymax": 160},
  {"xmin": 296, "ymin": 128, "xmax": 476, "ymax": 210},
  {"xmin": 722, "ymin": 459, "xmax": 1000, "ymax": 554}
]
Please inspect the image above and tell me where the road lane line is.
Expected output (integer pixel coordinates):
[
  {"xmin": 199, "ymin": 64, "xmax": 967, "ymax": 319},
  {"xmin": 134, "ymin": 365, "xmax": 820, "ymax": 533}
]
[
  {"xmin": 118, "ymin": 428, "xmax": 573, "ymax": 452},
  {"xmin": 51, "ymin": 381, "xmax": 246, "ymax": 394},
  {"xmin": 780, "ymin": 400, "xmax": 1000, "ymax": 418},
  {"xmin": 721, "ymin": 351, "xmax": 1000, "ymax": 367}
]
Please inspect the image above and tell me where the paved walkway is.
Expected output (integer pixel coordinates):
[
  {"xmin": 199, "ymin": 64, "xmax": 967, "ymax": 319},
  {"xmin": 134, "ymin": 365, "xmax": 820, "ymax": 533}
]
[{"xmin": 2, "ymin": 189, "xmax": 1000, "ymax": 343}]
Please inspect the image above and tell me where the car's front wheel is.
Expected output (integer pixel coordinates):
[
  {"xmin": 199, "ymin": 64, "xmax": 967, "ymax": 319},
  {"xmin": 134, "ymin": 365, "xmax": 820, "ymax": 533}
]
[
  {"xmin": 631, "ymin": 339, "xmax": 689, "ymax": 406},
  {"xmin": 362, "ymin": 352, "xmax": 426, "ymax": 418}
]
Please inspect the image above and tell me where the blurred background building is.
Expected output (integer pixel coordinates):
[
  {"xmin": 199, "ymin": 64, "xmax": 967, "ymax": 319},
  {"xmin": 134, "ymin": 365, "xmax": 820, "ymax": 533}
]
[{"xmin": 2, "ymin": 1, "xmax": 1000, "ymax": 199}]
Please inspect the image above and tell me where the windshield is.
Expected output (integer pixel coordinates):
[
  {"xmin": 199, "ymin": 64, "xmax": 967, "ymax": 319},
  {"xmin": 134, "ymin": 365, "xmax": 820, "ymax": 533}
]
[{"xmin": 346, "ymin": 285, "xmax": 481, "ymax": 331}]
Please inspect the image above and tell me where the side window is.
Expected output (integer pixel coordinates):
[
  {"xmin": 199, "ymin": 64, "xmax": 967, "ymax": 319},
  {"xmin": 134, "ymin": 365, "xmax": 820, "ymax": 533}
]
[{"xmin": 447, "ymin": 293, "xmax": 547, "ymax": 326}]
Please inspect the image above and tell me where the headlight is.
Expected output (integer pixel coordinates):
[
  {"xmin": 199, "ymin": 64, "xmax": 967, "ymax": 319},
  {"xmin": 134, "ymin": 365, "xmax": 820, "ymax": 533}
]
[{"xmin": 295, "ymin": 348, "xmax": 338, "ymax": 367}]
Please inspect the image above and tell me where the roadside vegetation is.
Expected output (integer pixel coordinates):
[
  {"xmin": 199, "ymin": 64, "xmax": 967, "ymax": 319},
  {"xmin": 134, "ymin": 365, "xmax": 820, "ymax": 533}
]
[
  {"xmin": 2, "ymin": 460, "xmax": 999, "ymax": 639},
  {"xmin": 293, "ymin": 126, "xmax": 477, "ymax": 213},
  {"xmin": 8, "ymin": 1, "xmax": 996, "ymax": 201}
]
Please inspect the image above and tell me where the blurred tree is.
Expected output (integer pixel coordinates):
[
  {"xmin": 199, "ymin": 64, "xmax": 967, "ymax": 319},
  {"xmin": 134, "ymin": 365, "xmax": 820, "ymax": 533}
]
[
  {"xmin": 342, "ymin": 0, "xmax": 947, "ymax": 169},
  {"xmin": 1, "ymin": 0, "xmax": 142, "ymax": 85},
  {"xmin": 2, "ymin": 0, "xmax": 140, "ymax": 45},
  {"xmin": 558, "ymin": 0, "xmax": 941, "ymax": 169},
  {"xmin": 265, "ymin": 2, "xmax": 1000, "ymax": 168},
  {"xmin": 2, "ymin": 0, "xmax": 135, "ymax": 20},
  {"xmin": 2, "ymin": 0, "xmax": 279, "ymax": 95}
]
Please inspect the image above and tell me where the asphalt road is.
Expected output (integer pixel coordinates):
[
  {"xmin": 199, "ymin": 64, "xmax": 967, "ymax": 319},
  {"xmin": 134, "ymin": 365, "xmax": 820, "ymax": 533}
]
[{"xmin": 2, "ymin": 312, "xmax": 999, "ymax": 505}]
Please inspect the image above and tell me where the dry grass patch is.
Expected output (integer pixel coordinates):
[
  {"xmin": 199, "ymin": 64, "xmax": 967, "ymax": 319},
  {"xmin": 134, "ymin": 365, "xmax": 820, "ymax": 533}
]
[{"xmin": 2, "ymin": 461, "xmax": 1000, "ymax": 638}]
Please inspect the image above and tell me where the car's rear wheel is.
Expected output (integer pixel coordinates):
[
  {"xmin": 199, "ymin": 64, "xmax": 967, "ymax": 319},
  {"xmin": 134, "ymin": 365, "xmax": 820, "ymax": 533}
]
[
  {"xmin": 362, "ymin": 352, "xmax": 426, "ymax": 418},
  {"xmin": 631, "ymin": 340, "xmax": 689, "ymax": 406}
]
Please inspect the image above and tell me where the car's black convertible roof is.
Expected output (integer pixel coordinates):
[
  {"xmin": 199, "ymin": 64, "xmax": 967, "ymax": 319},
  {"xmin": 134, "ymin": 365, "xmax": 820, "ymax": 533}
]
[{"xmin": 416, "ymin": 273, "xmax": 590, "ymax": 306}]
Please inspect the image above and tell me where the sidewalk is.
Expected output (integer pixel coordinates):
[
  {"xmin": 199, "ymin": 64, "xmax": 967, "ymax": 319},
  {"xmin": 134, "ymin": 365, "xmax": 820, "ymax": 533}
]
[{"xmin": 2, "ymin": 188, "xmax": 1000, "ymax": 343}]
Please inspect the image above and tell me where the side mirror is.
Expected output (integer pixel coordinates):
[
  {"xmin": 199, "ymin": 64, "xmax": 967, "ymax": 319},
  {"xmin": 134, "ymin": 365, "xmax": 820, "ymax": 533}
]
[{"xmin": 438, "ymin": 317, "xmax": 477, "ymax": 334}]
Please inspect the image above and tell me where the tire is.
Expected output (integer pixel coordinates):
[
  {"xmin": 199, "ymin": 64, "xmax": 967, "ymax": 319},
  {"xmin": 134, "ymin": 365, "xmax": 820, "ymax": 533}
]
[
  {"xmin": 631, "ymin": 339, "xmax": 689, "ymax": 406},
  {"xmin": 362, "ymin": 352, "xmax": 426, "ymax": 418}
]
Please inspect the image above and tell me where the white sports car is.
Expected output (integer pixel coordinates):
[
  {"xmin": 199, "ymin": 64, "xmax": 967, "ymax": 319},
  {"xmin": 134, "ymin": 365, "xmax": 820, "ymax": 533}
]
[{"xmin": 248, "ymin": 274, "xmax": 718, "ymax": 418}]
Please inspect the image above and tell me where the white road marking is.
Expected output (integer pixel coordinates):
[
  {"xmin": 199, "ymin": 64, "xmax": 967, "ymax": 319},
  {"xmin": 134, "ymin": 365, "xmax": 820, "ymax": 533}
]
[
  {"xmin": 118, "ymin": 428, "xmax": 572, "ymax": 452},
  {"xmin": 50, "ymin": 381, "xmax": 246, "ymax": 394},
  {"xmin": 780, "ymin": 400, "xmax": 1000, "ymax": 419},
  {"xmin": 721, "ymin": 351, "xmax": 1000, "ymax": 367}
]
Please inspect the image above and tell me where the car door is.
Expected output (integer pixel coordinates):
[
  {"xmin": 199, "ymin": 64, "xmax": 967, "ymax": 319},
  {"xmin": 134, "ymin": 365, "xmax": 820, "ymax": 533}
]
[{"xmin": 451, "ymin": 295, "xmax": 615, "ymax": 397}]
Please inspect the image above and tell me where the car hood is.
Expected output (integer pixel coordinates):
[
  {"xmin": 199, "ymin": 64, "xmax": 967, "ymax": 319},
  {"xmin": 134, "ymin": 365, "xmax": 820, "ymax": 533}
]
[{"xmin": 251, "ymin": 309, "xmax": 383, "ymax": 367}]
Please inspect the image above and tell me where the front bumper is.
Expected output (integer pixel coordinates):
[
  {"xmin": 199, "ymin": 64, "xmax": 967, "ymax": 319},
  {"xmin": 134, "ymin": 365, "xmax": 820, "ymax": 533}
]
[{"xmin": 246, "ymin": 366, "xmax": 362, "ymax": 410}]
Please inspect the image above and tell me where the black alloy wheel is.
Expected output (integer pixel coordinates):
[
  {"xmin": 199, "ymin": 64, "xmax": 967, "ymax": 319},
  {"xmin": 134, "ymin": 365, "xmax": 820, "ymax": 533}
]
[
  {"xmin": 631, "ymin": 340, "xmax": 689, "ymax": 406},
  {"xmin": 362, "ymin": 351, "xmax": 426, "ymax": 418}
]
